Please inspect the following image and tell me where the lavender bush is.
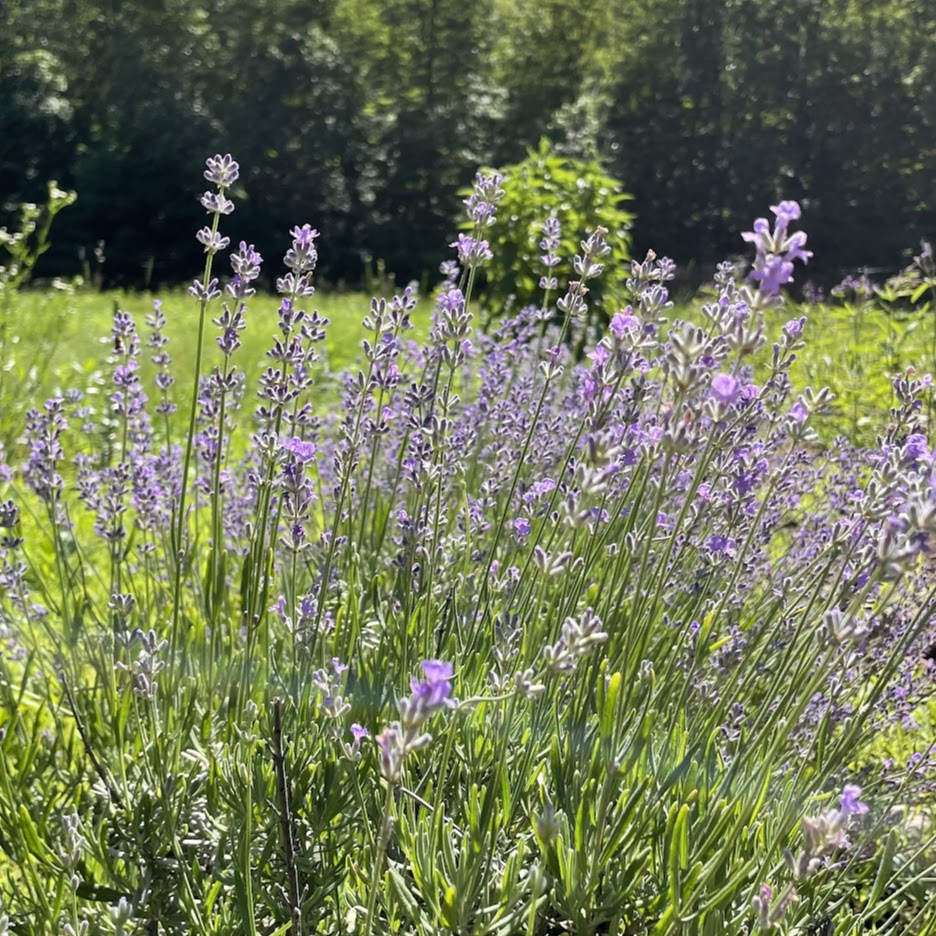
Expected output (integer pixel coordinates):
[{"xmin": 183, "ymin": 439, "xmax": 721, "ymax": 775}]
[{"xmin": 1, "ymin": 157, "xmax": 935, "ymax": 936}]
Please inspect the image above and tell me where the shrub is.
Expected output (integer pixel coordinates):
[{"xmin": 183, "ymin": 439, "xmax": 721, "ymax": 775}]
[
  {"xmin": 0, "ymin": 159, "xmax": 935, "ymax": 935},
  {"xmin": 464, "ymin": 138, "xmax": 634, "ymax": 320}
]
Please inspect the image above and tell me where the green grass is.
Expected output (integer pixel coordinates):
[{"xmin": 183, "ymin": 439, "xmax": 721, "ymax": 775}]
[
  {"xmin": 2, "ymin": 287, "xmax": 934, "ymax": 450},
  {"xmin": 0, "ymin": 287, "xmax": 433, "ymax": 452},
  {"xmin": 788, "ymin": 302, "xmax": 933, "ymax": 443},
  {"xmin": 4, "ymin": 287, "xmax": 432, "ymax": 379},
  {"xmin": 676, "ymin": 298, "xmax": 936, "ymax": 446}
]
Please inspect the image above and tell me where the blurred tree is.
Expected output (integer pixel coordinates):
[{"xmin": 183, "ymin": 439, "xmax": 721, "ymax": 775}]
[
  {"xmin": 0, "ymin": 1, "xmax": 77, "ymax": 218},
  {"xmin": 2, "ymin": 0, "xmax": 934, "ymax": 287},
  {"xmin": 333, "ymin": 0, "xmax": 503, "ymax": 282},
  {"xmin": 603, "ymin": 0, "xmax": 936, "ymax": 279}
]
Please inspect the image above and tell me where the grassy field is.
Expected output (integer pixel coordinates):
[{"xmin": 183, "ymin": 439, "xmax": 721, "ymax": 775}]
[
  {"xmin": 0, "ymin": 288, "xmax": 434, "ymax": 454},
  {"xmin": 3, "ymin": 286, "xmax": 933, "ymax": 448},
  {"xmin": 2, "ymin": 287, "xmax": 433, "ymax": 391}
]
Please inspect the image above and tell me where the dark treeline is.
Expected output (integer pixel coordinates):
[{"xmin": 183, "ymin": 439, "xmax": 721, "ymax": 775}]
[{"xmin": 3, "ymin": 0, "xmax": 936, "ymax": 289}]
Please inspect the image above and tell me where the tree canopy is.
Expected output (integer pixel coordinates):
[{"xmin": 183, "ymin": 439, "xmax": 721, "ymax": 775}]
[{"xmin": 3, "ymin": 0, "xmax": 935, "ymax": 288}]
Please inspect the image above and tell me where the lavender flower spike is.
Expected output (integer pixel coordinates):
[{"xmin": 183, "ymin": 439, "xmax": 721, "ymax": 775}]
[
  {"xmin": 838, "ymin": 784, "xmax": 868, "ymax": 820},
  {"xmin": 742, "ymin": 200, "xmax": 813, "ymax": 298}
]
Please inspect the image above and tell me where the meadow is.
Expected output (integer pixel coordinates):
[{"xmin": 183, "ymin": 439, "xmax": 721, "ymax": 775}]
[
  {"xmin": 3, "ymin": 284, "xmax": 934, "ymax": 453},
  {"xmin": 1, "ymin": 160, "xmax": 936, "ymax": 936}
]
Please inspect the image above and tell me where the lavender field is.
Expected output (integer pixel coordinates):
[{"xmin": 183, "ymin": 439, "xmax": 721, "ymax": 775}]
[{"xmin": 1, "ymin": 157, "xmax": 936, "ymax": 935}]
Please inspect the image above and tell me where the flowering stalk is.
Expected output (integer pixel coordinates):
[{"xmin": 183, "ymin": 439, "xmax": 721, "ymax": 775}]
[
  {"xmin": 204, "ymin": 242, "xmax": 259, "ymax": 633},
  {"xmin": 171, "ymin": 153, "xmax": 237, "ymax": 667}
]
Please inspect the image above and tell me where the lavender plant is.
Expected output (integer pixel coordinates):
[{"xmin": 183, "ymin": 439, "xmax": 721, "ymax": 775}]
[{"xmin": 0, "ymin": 158, "xmax": 935, "ymax": 936}]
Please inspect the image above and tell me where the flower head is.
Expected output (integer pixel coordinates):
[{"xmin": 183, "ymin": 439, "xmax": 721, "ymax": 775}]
[
  {"xmin": 711, "ymin": 373, "xmax": 740, "ymax": 406},
  {"xmin": 204, "ymin": 153, "xmax": 240, "ymax": 188},
  {"xmin": 742, "ymin": 201, "xmax": 812, "ymax": 299}
]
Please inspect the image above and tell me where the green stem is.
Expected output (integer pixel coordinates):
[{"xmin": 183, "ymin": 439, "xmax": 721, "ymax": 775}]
[
  {"xmin": 169, "ymin": 205, "xmax": 223, "ymax": 676},
  {"xmin": 362, "ymin": 781, "xmax": 395, "ymax": 936}
]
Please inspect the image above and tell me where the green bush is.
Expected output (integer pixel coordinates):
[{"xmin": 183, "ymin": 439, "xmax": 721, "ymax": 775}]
[{"xmin": 470, "ymin": 138, "xmax": 634, "ymax": 317}]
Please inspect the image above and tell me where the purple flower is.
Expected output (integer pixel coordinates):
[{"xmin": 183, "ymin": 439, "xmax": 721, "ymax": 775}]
[
  {"xmin": 785, "ymin": 231, "xmax": 811, "ymax": 264},
  {"xmin": 783, "ymin": 317, "xmax": 805, "ymax": 338},
  {"xmin": 410, "ymin": 660, "xmax": 454, "ymax": 711},
  {"xmin": 771, "ymin": 200, "xmax": 801, "ymax": 230},
  {"xmin": 450, "ymin": 234, "xmax": 492, "ymax": 268},
  {"xmin": 376, "ymin": 726, "xmax": 403, "ymax": 783},
  {"xmin": 203, "ymin": 153, "xmax": 240, "ymax": 188},
  {"xmin": 200, "ymin": 192, "xmax": 235, "ymax": 216},
  {"xmin": 587, "ymin": 344, "xmax": 611, "ymax": 367},
  {"xmin": 290, "ymin": 224, "xmax": 320, "ymax": 248},
  {"xmin": 838, "ymin": 785, "xmax": 868, "ymax": 820},
  {"xmin": 189, "ymin": 277, "xmax": 222, "ymax": 303},
  {"xmin": 742, "ymin": 201, "xmax": 812, "ymax": 298},
  {"xmin": 610, "ymin": 310, "xmax": 640, "ymax": 341},
  {"xmin": 539, "ymin": 216, "xmax": 561, "ymax": 270},
  {"xmin": 711, "ymin": 373, "xmax": 740, "ymax": 406},
  {"xmin": 902, "ymin": 433, "xmax": 929, "ymax": 464},
  {"xmin": 284, "ymin": 437, "xmax": 316, "ymax": 462},
  {"xmin": 741, "ymin": 217, "xmax": 771, "ymax": 254},
  {"xmin": 230, "ymin": 241, "xmax": 262, "ymax": 280},
  {"xmin": 284, "ymin": 224, "xmax": 320, "ymax": 275},
  {"xmin": 349, "ymin": 723, "xmax": 369, "ymax": 757},
  {"xmin": 196, "ymin": 227, "xmax": 231, "ymax": 254},
  {"xmin": 788, "ymin": 401, "xmax": 809, "ymax": 424},
  {"xmin": 463, "ymin": 173, "xmax": 505, "ymax": 227},
  {"xmin": 752, "ymin": 255, "xmax": 795, "ymax": 295}
]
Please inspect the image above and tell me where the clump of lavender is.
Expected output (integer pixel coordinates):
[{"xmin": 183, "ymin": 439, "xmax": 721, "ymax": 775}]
[{"xmin": 2, "ymin": 157, "xmax": 936, "ymax": 936}]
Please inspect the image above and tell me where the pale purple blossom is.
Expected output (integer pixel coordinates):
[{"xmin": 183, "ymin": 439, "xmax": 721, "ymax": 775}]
[{"xmin": 711, "ymin": 373, "xmax": 740, "ymax": 406}]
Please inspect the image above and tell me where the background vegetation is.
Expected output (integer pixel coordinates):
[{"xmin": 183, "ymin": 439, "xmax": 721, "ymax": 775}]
[{"xmin": 3, "ymin": 0, "xmax": 936, "ymax": 289}]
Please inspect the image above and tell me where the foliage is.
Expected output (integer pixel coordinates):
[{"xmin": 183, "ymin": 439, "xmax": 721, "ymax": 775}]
[
  {"xmin": 603, "ymin": 0, "xmax": 936, "ymax": 277},
  {"xmin": 778, "ymin": 245, "xmax": 936, "ymax": 446},
  {"xmin": 2, "ymin": 0, "xmax": 936, "ymax": 287},
  {"xmin": 467, "ymin": 139, "xmax": 634, "ymax": 318}
]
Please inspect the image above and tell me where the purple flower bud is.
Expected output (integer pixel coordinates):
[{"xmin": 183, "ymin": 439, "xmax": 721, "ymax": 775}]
[
  {"xmin": 349, "ymin": 723, "xmax": 369, "ymax": 757},
  {"xmin": 789, "ymin": 401, "xmax": 809, "ymax": 424},
  {"xmin": 410, "ymin": 660, "xmax": 454, "ymax": 711},
  {"xmin": 450, "ymin": 234, "xmax": 492, "ymax": 268},
  {"xmin": 376, "ymin": 726, "xmax": 402, "ymax": 783},
  {"xmin": 196, "ymin": 227, "xmax": 231, "ymax": 254},
  {"xmin": 200, "ymin": 192, "xmax": 235, "ymax": 216},
  {"xmin": 230, "ymin": 241, "xmax": 262, "ymax": 279},
  {"xmin": 189, "ymin": 277, "xmax": 222, "ymax": 302},
  {"xmin": 752, "ymin": 255, "xmax": 795, "ymax": 296},
  {"xmin": 610, "ymin": 310, "xmax": 640, "ymax": 341},
  {"xmin": 771, "ymin": 199, "xmax": 801, "ymax": 228},
  {"xmin": 284, "ymin": 225, "xmax": 320, "ymax": 275},
  {"xmin": 203, "ymin": 153, "xmax": 240, "ymax": 188}
]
